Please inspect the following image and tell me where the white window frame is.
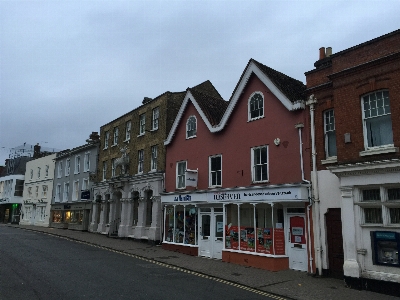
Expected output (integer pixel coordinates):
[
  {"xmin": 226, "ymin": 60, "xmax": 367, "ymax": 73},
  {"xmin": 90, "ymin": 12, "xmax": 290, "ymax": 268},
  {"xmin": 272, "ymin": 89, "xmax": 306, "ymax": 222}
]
[
  {"xmin": 176, "ymin": 161, "xmax": 187, "ymax": 189},
  {"xmin": 37, "ymin": 167, "xmax": 41, "ymax": 179},
  {"xmin": 104, "ymin": 131, "xmax": 109, "ymax": 149},
  {"xmin": 125, "ymin": 121, "xmax": 131, "ymax": 141},
  {"xmin": 82, "ymin": 178, "xmax": 89, "ymax": 191},
  {"xmin": 84, "ymin": 152, "xmax": 90, "ymax": 172},
  {"xmin": 103, "ymin": 161, "xmax": 107, "ymax": 181},
  {"xmin": 73, "ymin": 180, "xmax": 79, "ymax": 201},
  {"xmin": 65, "ymin": 159, "xmax": 70, "ymax": 176},
  {"xmin": 30, "ymin": 169, "xmax": 33, "ymax": 179},
  {"xmin": 42, "ymin": 185, "xmax": 48, "ymax": 197},
  {"xmin": 63, "ymin": 182, "xmax": 69, "ymax": 202},
  {"xmin": 251, "ymin": 145, "xmax": 269, "ymax": 183},
  {"xmin": 248, "ymin": 92, "xmax": 264, "ymax": 121},
  {"xmin": 152, "ymin": 107, "xmax": 159, "ymax": 130},
  {"xmin": 74, "ymin": 156, "xmax": 81, "ymax": 174},
  {"xmin": 56, "ymin": 184, "xmax": 61, "ymax": 202},
  {"xmin": 209, "ymin": 155, "xmax": 222, "ymax": 187},
  {"xmin": 28, "ymin": 187, "xmax": 32, "ymax": 198},
  {"xmin": 186, "ymin": 116, "xmax": 197, "ymax": 139},
  {"xmin": 151, "ymin": 145, "xmax": 157, "ymax": 171},
  {"xmin": 138, "ymin": 150, "xmax": 144, "ymax": 174},
  {"xmin": 361, "ymin": 90, "xmax": 393, "ymax": 150},
  {"xmin": 139, "ymin": 114, "xmax": 146, "ymax": 135},
  {"xmin": 35, "ymin": 186, "xmax": 39, "ymax": 198},
  {"xmin": 324, "ymin": 109, "xmax": 337, "ymax": 159},
  {"xmin": 45, "ymin": 165, "xmax": 49, "ymax": 177},
  {"xmin": 113, "ymin": 127, "xmax": 119, "ymax": 145},
  {"xmin": 111, "ymin": 158, "xmax": 116, "ymax": 177}
]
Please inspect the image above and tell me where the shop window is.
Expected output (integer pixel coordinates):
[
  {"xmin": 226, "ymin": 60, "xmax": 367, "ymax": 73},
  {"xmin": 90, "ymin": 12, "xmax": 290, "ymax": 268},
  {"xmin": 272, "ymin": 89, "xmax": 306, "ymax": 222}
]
[
  {"xmin": 186, "ymin": 116, "xmax": 197, "ymax": 139},
  {"xmin": 324, "ymin": 109, "xmax": 337, "ymax": 158},
  {"xmin": 362, "ymin": 90, "xmax": 393, "ymax": 149},
  {"xmin": 248, "ymin": 92, "xmax": 264, "ymax": 120},
  {"xmin": 52, "ymin": 210, "xmax": 63, "ymax": 223},
  {"xmin": 371, "ymin": 231, "xmax": 400, "ymax": 267},
  {"xmin": 164, "ymin": 205, "xmax": 197, "ymax": 245},
  {"xmin": 65, "ymin": 210, "xmax": 83, "ymax": 224}
]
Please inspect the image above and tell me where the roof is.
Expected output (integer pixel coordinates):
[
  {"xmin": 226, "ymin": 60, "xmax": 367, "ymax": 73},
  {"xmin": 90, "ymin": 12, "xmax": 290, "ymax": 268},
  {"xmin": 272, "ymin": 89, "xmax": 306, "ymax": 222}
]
[{"xmin": 165, "ymin": 59, "xmax": 306, "ymax": 145}]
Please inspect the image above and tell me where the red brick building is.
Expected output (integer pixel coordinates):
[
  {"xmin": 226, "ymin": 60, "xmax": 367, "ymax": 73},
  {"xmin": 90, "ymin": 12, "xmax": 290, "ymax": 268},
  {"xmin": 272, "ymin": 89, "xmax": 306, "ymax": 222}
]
[
  {"xmin": 161, "ymin": 59, "xmax": 313, "ymax": 272},
  {"xmin": 305, "ymin": 29, "xmax": 400, "ymax": 295}
]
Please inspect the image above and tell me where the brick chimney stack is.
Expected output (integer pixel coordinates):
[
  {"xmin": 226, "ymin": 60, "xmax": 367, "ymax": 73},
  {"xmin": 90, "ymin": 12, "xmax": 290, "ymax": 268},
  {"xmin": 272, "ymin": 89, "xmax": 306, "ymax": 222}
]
[{"xmin": 33, "ymin": 143, "xmax": 41, "ymax": 158}]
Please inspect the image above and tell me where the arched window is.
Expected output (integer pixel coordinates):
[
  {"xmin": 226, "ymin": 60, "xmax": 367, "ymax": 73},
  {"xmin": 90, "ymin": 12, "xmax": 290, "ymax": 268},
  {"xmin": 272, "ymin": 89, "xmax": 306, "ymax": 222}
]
[
  {"xmin": 186, "ymin": 115, "xmax": 197, "ymax": 138},
  {"xmin": 248, "ymin": 92, "xmax": 264, "ymax": 120}
]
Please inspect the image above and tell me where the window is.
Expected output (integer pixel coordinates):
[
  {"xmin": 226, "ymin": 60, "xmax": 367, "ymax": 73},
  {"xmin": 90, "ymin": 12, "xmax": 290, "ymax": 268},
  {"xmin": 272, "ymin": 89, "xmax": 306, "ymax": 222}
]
[
  {"xmin": 252, "ymin": 146, "xmax": 268, "ymax": 182},
  {"xmin": 111, "ymin": 159, "xmax": 116, "ymax": 177},
  {"xmin": 113, "ymin": 127, "xmax": 119, "ymax": 145},
  {"xmin": 42, "ymin": 185, "xmax": 48, "ymax": 197},
  {"xmin": 84, "ymin": 152, "xmax": 90, "ymax": 172},
  {"xmin": 56, "ymin": 184, "xmax": 61, "ymax": 202},
  {"xmin": 139, "ymin": 114, "xmax": 146, "ymax": 135},
  {"xmin": 75, "ymin": 156, "xmax": 81, "ymax": 174},
  {"xmin": 359, "ymin": 187, "xmax": 400, "ymax": 225},
  {"xmin": 186, "ymin": 116, "xmax": 197, "ymax": 138},
  {"xmin": 249, "ymin": 92, "xmax": 264, "ymax": 120},
  {"xmin": 37, "ymin": 167, "xmax": 41, "ymax": 179},
  {"xmin": 362, "ymin": 91, "xmax": 393, "ymax": 149},
  {"xmin": 138, "ymin": 150, "xmax": 144, "ymax": 173},
  {"xmin": 65, "ymin": 159, "xmax": 70, "ymax": 176},
  {"xmin": 30, "ymin": 169, "xmax": 33, "ymax": 179},
  {"xmin": 209, "ymin": 155, "xmax": 222, "ymax": 187},
  {"xmin": 82, "ymin": 178, "xmax": 89, "ymax": 191},
  {"xmin": 164, "ymin": 204, "xmax": 197, "ymax": 244},
  {"xmin": 73, "ymin": 180, "xmax": 79, "ymax": 201},
  {"xmin": 176, "ymin": 161, "xmax": 187, "ymax": 189},
  {"xmin": 125, "ymin": 121, "xmax": 131, "ymax": 140},
  {"xmin": 152, "ymin": 107, "xmax": 159, "ymax": 130},
  {"xmin": 103, "ymin": 161, "xmax": 107, "ymax": 180},
  {"xmin": 45, "ymin": 165, "xmax": 49, "ymax": 177},
  {"xmin": 151, "ymin": 145, "xmax": 157, "ymax": 171},
  {"xmin": 28, "ymin": 187, "xmax": 32, "ymax": 198},
  {"xmin": 104, "ymin": 131, "xmax": 109, "ymax": 149},
  {"xmin": 14, "ymin": 179, "xmax": 24, "ymax": 197},
  {"xmin": 63, "ymin": 183, "xmax": 69, "ymax": 201},
  {"xmin": 324, "ymin": 109, "xmax": 337, "ymax": 158},
  {"xmin": 35, "ymin": 186, "xmax": 39, "ymax": 198}
]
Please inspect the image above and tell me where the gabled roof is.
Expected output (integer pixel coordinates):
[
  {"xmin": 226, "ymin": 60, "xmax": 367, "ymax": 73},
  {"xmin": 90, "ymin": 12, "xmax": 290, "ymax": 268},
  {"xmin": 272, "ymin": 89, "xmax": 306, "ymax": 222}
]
[{"xmin": 165, "ymin": 59, "xmax": 306, "ymax": 145}]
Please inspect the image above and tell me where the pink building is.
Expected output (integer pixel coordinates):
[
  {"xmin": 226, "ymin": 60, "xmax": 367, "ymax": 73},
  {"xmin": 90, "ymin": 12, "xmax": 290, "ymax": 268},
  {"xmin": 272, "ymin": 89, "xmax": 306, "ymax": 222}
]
[{"xmin": 161, "ymin": 59, "xmax": 313, "ymax": 272}]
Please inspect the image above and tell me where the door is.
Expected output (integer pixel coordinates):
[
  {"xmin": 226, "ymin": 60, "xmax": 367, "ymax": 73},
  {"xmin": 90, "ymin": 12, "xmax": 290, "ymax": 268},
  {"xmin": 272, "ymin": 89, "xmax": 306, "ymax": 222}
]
[
  {"xmin": 287, "ymin": 214, "xmax": 308, "ymax": 271},
  {"xmin": 199, "ymin": 211, "xmax": 223, "ymax": 259},
  {"xmin": 325, "ymin": 208, "xmax": 344, "ymax": 279}
]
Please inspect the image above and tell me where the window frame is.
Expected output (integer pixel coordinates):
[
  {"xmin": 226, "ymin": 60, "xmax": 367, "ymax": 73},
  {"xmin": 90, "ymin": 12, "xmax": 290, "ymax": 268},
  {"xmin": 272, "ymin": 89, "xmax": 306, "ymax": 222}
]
[
  {"xmin": 104, "ymin": 131, "xmax": 109, "ymax": 149},
  {"xmin": 209, "ymin": 155, "xmax": 222, "ymax": 187},
  {"xmin": 84, "ymin": 152, "xmax": 90, "ymax": 172},
  {"xmin": 113, "ymin": 127, "xmax": 119, "ymax": 145},
  {"xmin": 73, "ymin": 180, "xmax": 79, "ymax": 201},
  {"xmin": 176, "ymin": 161, "xmax": 187, "ymax": 189},
  {"xmin": 186, "ymin": 116, "xmax": 197, "ymax": 139},
  {"xmin": 56, "ymin": 184, "xmax": 61, "ymax": 202},
  {"xmin": 251, "ymin": 145, "xmax": 269, "ymax": 183},
  {"xmin": 65, "ymin": 159, "xmax": 70, "ymax": 176},
  {"xmin": 125, "ymin": 120, "xmax": 131, "ymax": 141},
  {"xmin": 139, "ymin": 114, "xmax": 146, "ymax": 135},
  {"xmin": 63, "ymin": 182, "xmax": 69, "ymax": 202},
  {"xmin": 151, "ymin": 145, "xmax": 157, "ymax": 171},
  {"xmin": 138, "ymin": 149, "xmax": 144, "ymax": 174},
  {"xmin": 102, "ymin": 161, "xmax": 107, "ymax": 181},
  {"xmin": 58, "ymin": 162, "xmax": 63, "ymax": 178},
  {"xmin": 324, "ymin": 109, "xmax": 337, "ymax": 159},
  {"xmin": 152, "ymin": 107, "xmax": 159, "ymax": 130},
  {"xmin": 75, "ymin": 156, "xmax": 80, "ymax": 174},
  {"xmin": 361, "ymin": 90, "xmax": 393, "ymax": 150},
  {"xmin": 248, "ymin": 92, "xmax": 264, "ymax": 121},
  {"xmin": 111, "ymin": 159, "xmax": 116, "ymax": 177}
]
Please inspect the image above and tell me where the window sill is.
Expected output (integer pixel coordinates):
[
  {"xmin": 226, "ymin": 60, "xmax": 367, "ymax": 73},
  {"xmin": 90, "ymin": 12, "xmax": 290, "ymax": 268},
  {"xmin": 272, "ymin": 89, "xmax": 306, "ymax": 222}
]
[
  {"xmin": 103, "ymin": 147, "xmax": 108, "ymax": 150},
  {"xmin": 137, "ymin": 133, "xmax": 145, "ymax": 137},
  {"xmin": 321, "ymin": 156, "xmax": 337, "ymax": 165},
  {"xmin": 359, "ymin": 146, "xmax": 399, "ymax": 157},
  {"xmin": 111, "ymin": 144, "xmax": 117, "ymax": 148},
  {"xmin": 360, "ymin": 224, "xmax": 384, "ymax": 227},
  {"xmin": 247, "ymin": 116, "xmax": 264, "ymax": 122},
  {"xmin": 150, "ymin": 128, "xmax": 158, "ymax": 132},
  {"xmin": 123, "ymin": 139, "xmax": 130, "ymax": 143},
  {"xmin": 186, "ymin": 135, "xmax": 197, "ymax": 140}
]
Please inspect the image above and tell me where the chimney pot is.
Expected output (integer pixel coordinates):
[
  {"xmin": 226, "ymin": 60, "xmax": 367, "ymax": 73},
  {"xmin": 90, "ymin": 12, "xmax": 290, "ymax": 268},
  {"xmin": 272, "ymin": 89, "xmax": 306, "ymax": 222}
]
[
  {"xmin": 319, "ymin": 47, "xmax": 326, "ymax": 60},
  {"xmin": 326, "ymin": 47, "xmax": 332, "ymax": 57}
]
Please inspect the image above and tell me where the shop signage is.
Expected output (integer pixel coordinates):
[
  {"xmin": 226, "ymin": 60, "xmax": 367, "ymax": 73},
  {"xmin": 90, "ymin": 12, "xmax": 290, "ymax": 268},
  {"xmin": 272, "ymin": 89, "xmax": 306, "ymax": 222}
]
[
  {"xmin": 161, "ymin": 186, "xmax": 308, "ymax": 203},
  {"xmin": 185, "ymin": 169, "xmax": 198, "ymax": 187}
]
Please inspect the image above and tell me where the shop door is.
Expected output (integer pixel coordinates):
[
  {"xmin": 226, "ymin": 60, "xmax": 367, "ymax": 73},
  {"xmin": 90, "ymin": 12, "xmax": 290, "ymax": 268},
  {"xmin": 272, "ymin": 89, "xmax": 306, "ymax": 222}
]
[
  {"xmin": 325, "ymin": 208, "xmax": 344, "ymax": 279},
  {"xmin": 199, "ymin": 212, "xmax": 223, "ymax": 259},
  {"xmin": 287, "ymin": 214, "xmax": 308, "ymax": 271}
]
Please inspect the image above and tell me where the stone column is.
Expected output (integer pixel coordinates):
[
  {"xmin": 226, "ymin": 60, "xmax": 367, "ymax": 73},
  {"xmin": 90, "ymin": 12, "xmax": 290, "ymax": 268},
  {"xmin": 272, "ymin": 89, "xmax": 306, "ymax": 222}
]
[
  {"xmin": 118, "ymin": 198, "xmax": 130, "ymax": 237},
  {"xmin": 97, "ymin": 201, "xmax": 107, "ymax": 233},
  {"xmin": 149, "ymin": 196, "xmax": 161, "ymax": 242},
  {"xmin": 89, "ymin": 202, "xmax": 99, "ymax": 232},
  {"xmin": 340, "ymin": 186, "xmax": 361, "ymax": 278},
  {"xmin": 134, "ymin": 197, "xmax": 146, "ymax": 239}
]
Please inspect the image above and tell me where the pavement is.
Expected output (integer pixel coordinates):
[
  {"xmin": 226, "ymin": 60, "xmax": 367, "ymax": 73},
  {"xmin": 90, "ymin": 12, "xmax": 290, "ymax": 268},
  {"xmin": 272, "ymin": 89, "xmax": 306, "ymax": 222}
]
[{"xmin": 3, "ymin": 224, "xmax": 399, "ymax": 300}]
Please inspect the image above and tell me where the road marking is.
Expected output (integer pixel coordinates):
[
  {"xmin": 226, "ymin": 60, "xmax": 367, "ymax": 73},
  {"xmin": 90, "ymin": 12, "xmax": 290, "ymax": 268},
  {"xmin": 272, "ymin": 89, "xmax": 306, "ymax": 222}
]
[{"xmin": 15, "ymin": 227, "xmax": 288, "ymax": 300}]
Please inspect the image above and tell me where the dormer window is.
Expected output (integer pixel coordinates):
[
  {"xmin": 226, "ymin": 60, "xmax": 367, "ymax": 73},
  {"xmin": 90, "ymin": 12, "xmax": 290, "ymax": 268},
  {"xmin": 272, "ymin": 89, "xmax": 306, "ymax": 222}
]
[
  {"xmin": 186, "ymin": 116, "xmax": 197, "ymax": 139},
  {"xmin": 249, "ymin": 92, "xmax": 264, "ymax": 121}
]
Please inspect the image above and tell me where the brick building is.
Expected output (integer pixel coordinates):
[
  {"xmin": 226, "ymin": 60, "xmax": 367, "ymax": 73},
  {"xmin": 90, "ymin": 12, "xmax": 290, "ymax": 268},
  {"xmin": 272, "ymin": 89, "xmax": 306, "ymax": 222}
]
[
  {"xmin": 90, "ymin": 82, "xmax": 219, "ymax": 243},
  {"xmin": 305, "ymin": 29, "xmax": 400, "ymax": 295}
]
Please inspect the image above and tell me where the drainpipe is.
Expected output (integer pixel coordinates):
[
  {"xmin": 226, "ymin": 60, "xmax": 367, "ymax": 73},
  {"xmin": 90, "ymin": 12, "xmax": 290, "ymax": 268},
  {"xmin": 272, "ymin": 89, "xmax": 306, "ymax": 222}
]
[
  {"xmin": 306, "ymin": 94, "xmax": 322, "ymax": 276},
  {"xmin": 295, "ymin": 122, "xmax": 314, "ymax": 273}
]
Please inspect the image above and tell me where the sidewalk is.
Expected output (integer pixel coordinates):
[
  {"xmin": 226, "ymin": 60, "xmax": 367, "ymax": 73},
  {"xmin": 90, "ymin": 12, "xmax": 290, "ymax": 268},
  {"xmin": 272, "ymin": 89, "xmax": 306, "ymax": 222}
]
[{"xmin": 4, "ymin": 224, "xmax": 399, "ymax": 300}]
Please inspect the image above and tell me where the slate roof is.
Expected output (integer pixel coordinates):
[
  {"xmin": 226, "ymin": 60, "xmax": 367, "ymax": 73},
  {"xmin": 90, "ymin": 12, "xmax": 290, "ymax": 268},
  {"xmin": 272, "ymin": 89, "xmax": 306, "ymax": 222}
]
[{"xmin": 230, "ymin": 59, "xmax": 306, "ymax": 103}]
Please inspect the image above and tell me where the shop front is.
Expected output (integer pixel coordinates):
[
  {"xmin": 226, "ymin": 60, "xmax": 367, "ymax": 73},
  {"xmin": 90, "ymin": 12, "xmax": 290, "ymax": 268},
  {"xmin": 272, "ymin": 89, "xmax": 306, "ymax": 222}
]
[
  {"xmin": 50, "ymin": 202, "xmax": 92, "ymax": 231},
  {"xmin": 161, "ymin": 184, "xmax": 311, "ymax": 271}
]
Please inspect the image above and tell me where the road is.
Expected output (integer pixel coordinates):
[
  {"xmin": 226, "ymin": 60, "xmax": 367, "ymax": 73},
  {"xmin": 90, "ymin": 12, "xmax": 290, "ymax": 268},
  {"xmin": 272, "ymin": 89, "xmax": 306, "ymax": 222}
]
[{"xmin": 0, "ymin": 226, "xmax": 278, "ymax": 300}]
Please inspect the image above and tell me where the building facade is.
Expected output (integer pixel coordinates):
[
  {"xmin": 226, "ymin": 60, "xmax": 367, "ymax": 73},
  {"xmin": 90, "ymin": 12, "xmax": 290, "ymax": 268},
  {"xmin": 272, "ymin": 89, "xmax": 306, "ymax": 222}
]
[
  {"xmin": 20, "ymin": 153, "xmax": 57, "ymax": 227},
  {"xmin": 162, "ymin": 59, "xmax": 312, "ymax": 272},
  {"xmin": 50, "ymin": 133, "xmax": 99, "ymax": 231},
  {"xmin": 305, "ymin": 30, "xmax": 400, "ymax": 295}
]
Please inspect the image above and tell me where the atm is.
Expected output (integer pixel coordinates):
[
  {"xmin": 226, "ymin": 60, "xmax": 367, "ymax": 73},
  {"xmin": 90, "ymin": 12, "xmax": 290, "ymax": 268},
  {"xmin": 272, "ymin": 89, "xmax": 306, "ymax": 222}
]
[{"xmin": 371, "ymin": 231, "xmax": 400, "ymax": 267}]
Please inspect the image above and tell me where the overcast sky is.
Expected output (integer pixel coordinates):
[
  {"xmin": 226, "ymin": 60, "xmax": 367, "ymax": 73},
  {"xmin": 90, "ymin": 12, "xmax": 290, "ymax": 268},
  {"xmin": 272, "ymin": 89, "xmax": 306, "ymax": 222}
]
[{"xmin": 0, "ymin": 0, "xmax": 399, "ymax": 164}]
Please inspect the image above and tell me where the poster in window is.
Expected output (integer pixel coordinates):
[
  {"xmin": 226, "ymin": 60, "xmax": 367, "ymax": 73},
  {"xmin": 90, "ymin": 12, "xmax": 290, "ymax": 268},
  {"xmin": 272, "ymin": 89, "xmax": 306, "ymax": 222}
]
[
  {"xmin": 240, "ymin": 227, "xmax": 255, "ymax": 252},
  {"xmin": 273, "ymin": 228, "xmax": 285, "ymax": 255},
  {"xmin": 225, "ymin": 225, "xmax": 239, "ymax": 250},
  {"xmin": 256, "ymin": 227, "xmax": 273, "ymax": 254}
]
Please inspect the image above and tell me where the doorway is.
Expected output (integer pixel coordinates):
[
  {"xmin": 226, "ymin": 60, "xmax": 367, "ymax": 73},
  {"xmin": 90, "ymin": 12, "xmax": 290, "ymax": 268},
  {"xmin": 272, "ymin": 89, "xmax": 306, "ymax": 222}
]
[
  {"xmin": 198, "ymin": 209, "xmax": 223, "ymax": 259},
  {"xmin": 286, "ymin": 213, "xmax": 308, "ymax": 271},
  {"xmin": 325, "ymin": 208, "xmax": 344, "ymax": 278}
]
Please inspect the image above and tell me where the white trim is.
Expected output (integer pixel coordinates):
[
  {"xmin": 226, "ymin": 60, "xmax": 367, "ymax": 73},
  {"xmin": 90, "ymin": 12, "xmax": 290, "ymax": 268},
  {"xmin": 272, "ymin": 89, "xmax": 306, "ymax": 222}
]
[
  {"xmin": 176, "ymin": 160, "xmax": 187, "ymax": 189},
  {"xmin": 359, "ymin": 146, "xmax": 398, "ymax": 157},
  {"xmin": 248, "ymin": 91, "xmax": 264, "ymax": 122},
  {"xmin": 209, "ymin": 154, "xmax": 222, "ymax": 188},
  {"xmin": 186, "ymin": 115, "xmax": 197, "ymax": 139},
  {"xmin": 165, "ymin": 61, "xmax": 304, "ymax": 145},
  {"xmin": 251, "ymin": 145, "xmax": 269, "ymax": 183}
]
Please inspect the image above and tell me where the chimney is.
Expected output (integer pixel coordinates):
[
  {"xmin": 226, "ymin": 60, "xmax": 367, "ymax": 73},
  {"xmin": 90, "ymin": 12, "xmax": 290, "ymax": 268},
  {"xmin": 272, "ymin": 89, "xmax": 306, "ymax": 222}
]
[
  {"xmin": 89, "ymin": 132, "xmax": 100, "ymax": 140},
  {"xmin": 142, "ymin": 97, "xmax": 152, "ymax": 104},
  {"xmin": 326, "ymin": 47, "xmax": 332, "ymax": 57},
  {"xmin": 33, "ymin": 143, "xmax": 41, "ymax": 158},
  {"xmin": 319, "ymin": 47, "xmax": 326, "ymax": 60}
]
